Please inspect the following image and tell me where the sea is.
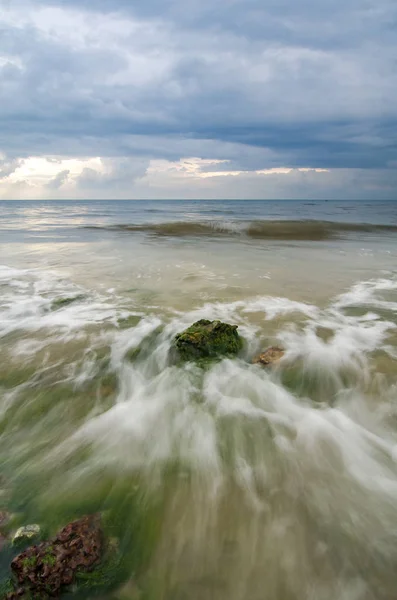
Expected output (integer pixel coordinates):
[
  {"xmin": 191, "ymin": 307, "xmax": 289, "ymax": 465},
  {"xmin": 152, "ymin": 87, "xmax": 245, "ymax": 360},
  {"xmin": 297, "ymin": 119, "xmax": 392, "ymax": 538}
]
[{"xmin": 0, "ymin": 198, "xmax": 397, "ymax": 599}]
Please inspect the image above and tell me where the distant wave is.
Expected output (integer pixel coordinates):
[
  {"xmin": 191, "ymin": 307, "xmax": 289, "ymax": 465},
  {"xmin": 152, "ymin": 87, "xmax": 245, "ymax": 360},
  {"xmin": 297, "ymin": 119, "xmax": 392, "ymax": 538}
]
[{"xmin": 85, "ymin": 220, "xmax": 397, "ymax": 241}]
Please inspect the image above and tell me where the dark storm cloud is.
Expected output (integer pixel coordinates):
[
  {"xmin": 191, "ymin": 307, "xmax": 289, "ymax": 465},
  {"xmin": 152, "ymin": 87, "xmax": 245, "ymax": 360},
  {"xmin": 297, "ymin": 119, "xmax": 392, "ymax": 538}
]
[
  {"xmin": 0, "ymin": 0, "xmax": 396, "ymax": 194},
  {"xmin": 25, "ymin": 0, "xmax": 397, "ymax": 46}
]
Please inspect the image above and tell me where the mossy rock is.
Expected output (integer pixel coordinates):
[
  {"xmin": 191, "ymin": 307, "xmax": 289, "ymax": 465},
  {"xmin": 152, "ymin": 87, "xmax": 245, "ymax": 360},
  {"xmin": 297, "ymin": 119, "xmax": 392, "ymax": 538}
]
[
  {"xmin": 5, "ymin": 516, "xmax": 103, "ymax": 599},
  {"xmin": 173, "ymin": 320, "xmax": 243, "ymax": 364},
  {"xmin": 72, "ymin": 538, "xmax": 123, "ymax": 597}
]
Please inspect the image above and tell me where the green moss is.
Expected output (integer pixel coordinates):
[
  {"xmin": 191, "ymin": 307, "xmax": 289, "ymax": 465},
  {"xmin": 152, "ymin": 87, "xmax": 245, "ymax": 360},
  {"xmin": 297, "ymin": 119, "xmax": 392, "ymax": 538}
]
[
  {"xmin": 21, "ymin": 555, "xmax": 38, "ymax": 569},
  {"xmin": 73, "ymin": 539, "xmax": 122, "ymax": 596},
  {"xmin": 41, "ymin": 549, "xmax": 56, "ymax": 567},
  {"xmin": 173, "ymin": 320, "xmax": 244, "ymax": 364}
]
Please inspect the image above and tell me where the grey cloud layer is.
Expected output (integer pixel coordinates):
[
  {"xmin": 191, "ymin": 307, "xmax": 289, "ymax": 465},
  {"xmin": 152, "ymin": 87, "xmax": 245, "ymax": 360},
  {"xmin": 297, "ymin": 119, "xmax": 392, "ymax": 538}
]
[{"xmin": 0, "ymin": 0, "xmax": 396, "ymax": 196}]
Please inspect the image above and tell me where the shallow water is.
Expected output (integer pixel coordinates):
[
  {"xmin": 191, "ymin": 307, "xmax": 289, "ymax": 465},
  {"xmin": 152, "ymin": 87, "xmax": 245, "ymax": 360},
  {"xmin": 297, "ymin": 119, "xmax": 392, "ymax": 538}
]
[{"xmin": 0, "ymin": 199, "xmax": 397, "ymax": 599}]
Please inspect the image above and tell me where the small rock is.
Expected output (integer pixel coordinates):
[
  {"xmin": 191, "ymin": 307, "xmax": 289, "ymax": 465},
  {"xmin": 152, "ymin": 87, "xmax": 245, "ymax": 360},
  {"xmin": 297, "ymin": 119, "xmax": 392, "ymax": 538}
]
[
  {"xmin": 12, "ymin": 524, "xmax": 41, "ymax": 545},
  {"xmin": 253, "ymin": 347, "xmax": 285, "ymax": 367}
]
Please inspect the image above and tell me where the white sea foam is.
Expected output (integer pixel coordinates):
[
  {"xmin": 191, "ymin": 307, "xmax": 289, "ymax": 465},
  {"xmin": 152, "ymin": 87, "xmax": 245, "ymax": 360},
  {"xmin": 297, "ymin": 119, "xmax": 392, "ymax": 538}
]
[
  {"xmin": 2, "ymin": 266, "xmax": 397, "ymax": 600},
  {"xmin": 0, "ymin": 264, "xmax": 135, "ymax": 339},
  {"xmin": 335, "ymin": 275, "xmax": 397, "ymax": 312}
]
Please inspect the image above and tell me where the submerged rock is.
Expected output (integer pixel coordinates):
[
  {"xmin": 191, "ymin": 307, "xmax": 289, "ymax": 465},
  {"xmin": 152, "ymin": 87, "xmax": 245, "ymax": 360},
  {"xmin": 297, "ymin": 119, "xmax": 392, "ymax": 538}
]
[
  {"xmin": 125, "ymin": 326, "xmax": 163, "ymax": 363},
  {"xmin": 253, "ymin": 347, "xmax": 285, "ymax": 367},
  {"xmin": 12, "ymin": 524, "xmax": 41, "ymax": 546},
  {"xmin": 7, "ymin": 515, "xmax": 102, "ymax": 599},
  {"xmin": 73, "ymin": 535, "xmax": 123, "ymax": 596},
  {"xmin": 117, "ymin": 315, "xmax": 142, "ymax": 329},
  {"xmin": 174, "ymin": 319, "xmax": 243, "ymax": 363},
  {"xmin": 51, "ymin": 295, "xmax": 86, "ymax": 311}
]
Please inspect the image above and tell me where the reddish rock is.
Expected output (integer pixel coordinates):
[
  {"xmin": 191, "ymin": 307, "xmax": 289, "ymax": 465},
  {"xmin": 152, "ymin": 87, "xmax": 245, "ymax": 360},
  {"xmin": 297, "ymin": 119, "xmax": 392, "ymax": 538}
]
[
  {"xmin": 6, "ymin": 515, "xmax": 103, "ymax": 599},
  {"xmin": 253, "ymin": 347, "xmax": 285, "ymax": 367}
]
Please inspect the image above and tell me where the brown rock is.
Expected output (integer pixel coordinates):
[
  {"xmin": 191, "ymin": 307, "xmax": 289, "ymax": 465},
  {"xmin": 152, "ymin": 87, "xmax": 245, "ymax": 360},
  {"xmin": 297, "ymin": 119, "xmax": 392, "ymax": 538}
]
[
  {"xmin": 253, "ymin": 347, "xmax": 285, "ymax": 367},
  {"xmin": 7, "ymin": 515, "xmax": 103, "ymax": 599}
]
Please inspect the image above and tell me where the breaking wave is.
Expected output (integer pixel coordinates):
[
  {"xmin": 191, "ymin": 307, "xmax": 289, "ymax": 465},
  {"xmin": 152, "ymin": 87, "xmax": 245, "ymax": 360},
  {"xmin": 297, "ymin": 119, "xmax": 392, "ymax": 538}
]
[
  {"xmin": 1, "ymin": 264, "xmax": 397, "ymax": 599},
  {"xmin": 85, "ymin": 220, "xmax": 397, "ymax": 241}
]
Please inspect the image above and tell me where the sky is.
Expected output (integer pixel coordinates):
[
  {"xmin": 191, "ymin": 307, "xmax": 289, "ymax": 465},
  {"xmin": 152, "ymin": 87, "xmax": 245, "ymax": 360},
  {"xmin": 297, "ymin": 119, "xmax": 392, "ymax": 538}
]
[{"xmin": 0, "ymin": 0, "xmax": 396, "ymax": 200}]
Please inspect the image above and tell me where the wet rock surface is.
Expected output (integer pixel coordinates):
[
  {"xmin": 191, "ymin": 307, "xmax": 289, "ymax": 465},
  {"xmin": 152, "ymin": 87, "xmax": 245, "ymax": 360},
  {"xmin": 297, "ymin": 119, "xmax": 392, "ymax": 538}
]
[
  {"xmin": 174, "ymin": 320, "xmax": 243, "ymax": 363},
  {"xmin": 253, "ymin": 347, "xmax": 285, "ymax": 367},
  {"xmin": 6, "ymin": 515, "xmax": 102, "ymax": 599},
  {"xmin": 12, "ymin": 525, "xmax": 41, "ymax": 547}
]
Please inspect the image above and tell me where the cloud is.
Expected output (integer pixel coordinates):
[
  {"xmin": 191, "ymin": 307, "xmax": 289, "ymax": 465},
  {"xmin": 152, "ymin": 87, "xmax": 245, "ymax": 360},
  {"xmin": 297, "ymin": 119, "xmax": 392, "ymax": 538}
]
[
  {"xmin": 1, "ymin": 153, "xmax": 396, "ymax": 200},
  {"xmin": 0, "ymin": 0, "xmax": 396, "ymax": 198},
  {"xmin": 0, "ymin": 155, "xmax": 22, "ymax": 179},
  {"xmin": 46, "ymin": 169, "xmax": 70, "ymax": 189},
  {"xmin": 132, "ymin": 158, "xmax": 397, "ymax": 200}
]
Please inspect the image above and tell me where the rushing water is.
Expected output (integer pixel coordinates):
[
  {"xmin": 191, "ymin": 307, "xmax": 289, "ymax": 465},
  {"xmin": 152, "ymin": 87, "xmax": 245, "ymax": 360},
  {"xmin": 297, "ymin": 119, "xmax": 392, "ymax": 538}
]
[{"xmin": 1, "ymin": 199, "xmax": 397, "ymax": 599}]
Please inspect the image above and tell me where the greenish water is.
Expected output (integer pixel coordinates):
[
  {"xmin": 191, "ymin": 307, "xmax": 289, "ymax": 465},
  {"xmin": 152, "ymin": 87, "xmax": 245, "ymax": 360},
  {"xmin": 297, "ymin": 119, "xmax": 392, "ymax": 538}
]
[{"xmin": 1, "ymin": 200, "xmax": 397, "ymax": 599}]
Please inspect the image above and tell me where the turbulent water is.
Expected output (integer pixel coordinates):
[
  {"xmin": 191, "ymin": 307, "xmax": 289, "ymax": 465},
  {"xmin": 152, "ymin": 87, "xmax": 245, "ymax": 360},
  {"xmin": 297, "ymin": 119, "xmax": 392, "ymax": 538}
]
[
  {"xmin": 1, "ymin": 199, "xmax": 397, "ymax": 600},
  {"xmin": 87, "ymin": 220, "xmax": 397, "ymax": 241}
]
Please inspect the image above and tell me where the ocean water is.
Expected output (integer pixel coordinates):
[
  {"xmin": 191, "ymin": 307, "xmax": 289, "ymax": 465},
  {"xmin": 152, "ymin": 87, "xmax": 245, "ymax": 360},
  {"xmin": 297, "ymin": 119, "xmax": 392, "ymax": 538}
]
[{"xmin": 0, "ymin": 199, "xmax": 397, "ymax": 599}]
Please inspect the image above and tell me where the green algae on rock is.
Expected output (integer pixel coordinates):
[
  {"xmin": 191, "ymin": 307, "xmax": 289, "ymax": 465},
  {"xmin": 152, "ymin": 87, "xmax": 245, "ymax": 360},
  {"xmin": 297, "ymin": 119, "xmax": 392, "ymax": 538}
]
[
  {"xmin": 5, "ymin": 515, "xmax": 103, "ymax": 599},
  {"xmin": 73, "ymin": 537, "xmax": 123, "ymax": 597},
  {"xmin": 0, "ymin": 579, "xmax": 14, "ymax": 599},
  {"xmin": 173, "ymin": 320, "xmax": 243, "ymax": 363}
]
